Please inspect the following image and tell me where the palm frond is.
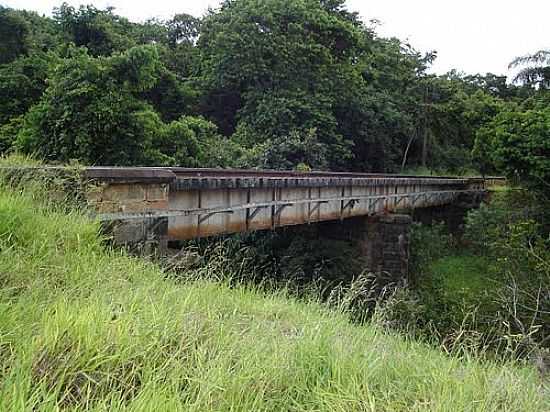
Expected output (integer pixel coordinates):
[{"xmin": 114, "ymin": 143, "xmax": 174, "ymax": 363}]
[{"xmin": 509, "ymin": 49, "xmax": 550, "ymax": 69}]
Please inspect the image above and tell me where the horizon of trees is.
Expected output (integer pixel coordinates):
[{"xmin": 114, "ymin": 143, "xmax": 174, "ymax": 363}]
[{"xmin": 0, "ymin": 1, "xmax": 548, "ymax": 190}]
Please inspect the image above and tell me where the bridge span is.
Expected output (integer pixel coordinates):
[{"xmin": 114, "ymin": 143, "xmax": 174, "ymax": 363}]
[
  {"xmin": 85, "ymin": 167, "xmax": 494, "ymax": 244},
  {"xmin": 0, "ymin": 165, "xmax": 503, "ymax": 281},
  {"xmin": 86, "ymin": 167, "xmax": 487, "ymax": 240}
]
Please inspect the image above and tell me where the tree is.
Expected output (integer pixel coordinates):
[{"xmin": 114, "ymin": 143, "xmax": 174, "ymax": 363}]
[
  {"xmin": 53, "ymin": 3, "xmax": 137, "ymax": 56},
  {"xmin": 198, "ymin": 0, "xmax": 362, "ymax": 169},
  {"xmin": 0, "ymin": 1, "xmax": 529, "ymax": 173},
  {"xmin": 157, "ymin": 116, "xmax": 222, "ymax": 167},
  {"xmin": 348, "ymin": 37, "xmax": 436, "ymax": 172},
  {"xmin": 463, "ymin": 73, "xmax": 530, "ymax": 100},
  {"xmin": 0, "ymin": 7, "xmax": 30, "ymax": 64},
  {"xmin": 425, "ymin": 75, "xmax": 504, "ymax": 173},
  {"xmin": 475, "ymin": 105, "xmax": 550, "ymax": 191},
  {"xmin": 15, "ymin": 44, "xmax": 224, "ymax": 167},
  {"xmin": 166, "ymin": 13, "xmax": 201, "ymax": 47},
  {"xmin": 509, "ymin": 50, "xmax": 550, "ymax": 89},
  {"xmin": 16, "ymin": 47, "xmax": 158, "ymax": 165},
  {"xmin": 0, "ymin": 53, "xmax": 52, "ymax": 125}
]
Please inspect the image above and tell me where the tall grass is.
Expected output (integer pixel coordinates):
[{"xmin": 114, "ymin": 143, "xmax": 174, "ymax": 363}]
[{"xmin": 0, "ymin": 173, "xmax": 547, "ymax": 410}]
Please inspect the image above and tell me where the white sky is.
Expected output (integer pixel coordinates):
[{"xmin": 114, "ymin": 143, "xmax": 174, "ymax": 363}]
[{"xmin": 4, "ymin": 0, "xmax": 549, "ymax": 76}]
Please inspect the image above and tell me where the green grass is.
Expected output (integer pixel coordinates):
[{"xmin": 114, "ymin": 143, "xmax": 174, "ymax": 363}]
[
  {"xmin": 428, "ymin": 255, "xmax": 496, "ymax": 305},
  {"xmin": 416, "ymin": 254, "xmax": 504, "ymax": 334},
  {"xmin": 0, "ymin": 184, "xmax": 547, "ymax": 411}
]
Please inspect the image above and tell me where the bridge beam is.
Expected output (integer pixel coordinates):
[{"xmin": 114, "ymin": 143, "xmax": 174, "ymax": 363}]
[{"xmin": 78, "ymin": 167, "xmax": 497, "ymax": 261}]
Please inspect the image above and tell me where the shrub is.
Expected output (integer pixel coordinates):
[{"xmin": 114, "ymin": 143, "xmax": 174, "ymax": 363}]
[
  {"xmin": 465, "ymin": 190, "xmax": 550, "ymax": 352},
  {"xmin": 475, "ymin": 105, "xmax": 550, "ymax": 192}
]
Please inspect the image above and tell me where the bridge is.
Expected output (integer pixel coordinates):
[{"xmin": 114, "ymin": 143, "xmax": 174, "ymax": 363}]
[{"xmin": 85, "ymin": 167, "xmax": 498, "ymax": 281}]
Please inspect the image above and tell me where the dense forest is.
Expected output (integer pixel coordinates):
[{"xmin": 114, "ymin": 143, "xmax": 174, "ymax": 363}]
[{"xmin": 0, "ymin": 0, "xmax": 548, "ymax": 187}]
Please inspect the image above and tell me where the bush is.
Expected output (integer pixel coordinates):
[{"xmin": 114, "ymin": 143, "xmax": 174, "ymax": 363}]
[
  {"xmin": 475, "ymin": 105, "xmax": 550, "ymax": 192},
  {"xmin": 233, "ymin": 127, "xmax": 331, "ymax": 170},
  {"xmin": 464, "ymin": 190, "xmax": 550, "ymax": 352},
  {"xmin": 409, "ymin": 222, "xmax": 454, "ymax": 279},
  {"xmin": 405, "ymin": 213, "xmax": 549, "ymax": 356}
]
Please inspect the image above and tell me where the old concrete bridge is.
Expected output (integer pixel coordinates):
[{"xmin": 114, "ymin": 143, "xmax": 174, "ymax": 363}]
[{"xmin": 85, "ymin": 167, "xmax": 501, "ymax": 281}]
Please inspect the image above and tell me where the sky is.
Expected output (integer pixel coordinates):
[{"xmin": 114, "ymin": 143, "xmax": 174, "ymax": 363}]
[{"xmin": 4, "ymin": 0, "xmax": 549, "ymax": 76}]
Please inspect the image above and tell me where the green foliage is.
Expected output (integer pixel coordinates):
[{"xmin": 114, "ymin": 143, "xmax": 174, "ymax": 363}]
[
  {"xmin": 0, "ymin": 116, "xmax": 24, "ymax": 154},
  {"xmin": 13, "ymin": 45, "xmax": 222, "ymax": 166},
  {"xmin": 187, "ymin": 225, "xmax": 366, "ymax": 292},
  {"xmin": 0, "ymin": 6, "xmax": 30, "ymax": 64},
  {"xmin": 416, "ymin": 255, "xmax": 498, "ymax": 333},
  {"xmin": 166, "ymin": 13, "xmax": 201, "ymax": 47},
  {"xmin": 412, "ymin": 75, "xmax": 504, "ymax": 173},
  {"xmin": 409, "ymin": 222, "xmax": 454, "ymax": 277},
  {"xmin": 475, "ymin": 105, "xmax": 550, "ymax": 191},
  {"xmin": 0, "ymin": 52, "xmax": 52, "ymax": 126},
  {"xmin": 405, "ymin": 193, "xmax": 550, "ymax": 355},
  {"xmin": 354, "ymin": 40, "xmax": 436, "ymax": 171},
  {"xmin": 235, "ymin": 128, "xmax": 332, "ymax": 170},
  {"xmin": 16, "ymin": 46, "xmax": 161, "ymax": 165},
  {"xmin": 110, "ymin": 45, "xmax": 162, "ymax": 91},
  {"xmin": 157, "ymin": 116, "xmax": 223, "ymax": 167},
  {"xmin": 465, "ymin": 191, "xmax": 550, "ymax": 350},
  {"xmin": 140, "ymin": 69, "xmax": 194, "ymax": 122},
  {"xmin": 53, "ymin": 3, "xmax": 137, "ymax": 56},
  {"xmin": 382, "ymin": 192, "xmax": 548, "ymax": 356},
  {"xmin": 198, "ymin": 0, "xmax": 362, "ymax": 169},
  {"xmin": 407, "ymin": 224, "xmax": 498, "ymax": 342},
  {"xmin": 410, "ymin": 252, "xmax": 548, "ymax": 359}
]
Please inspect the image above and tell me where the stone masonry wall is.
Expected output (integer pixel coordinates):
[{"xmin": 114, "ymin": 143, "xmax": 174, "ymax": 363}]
[
  {"xmin": 359, "ymin": 214, "xmax": 411, "ymax": 284},
  {"xmin": 87, "ymin": 182, "xmax": 170, "ymax": 214},
  {"xmin": 87, "ymin": 182, "xmax": 171, "ymax": 255},
  {"xmin": 318, "ymin": 214, "xmax": 412, "ymax": 286}
]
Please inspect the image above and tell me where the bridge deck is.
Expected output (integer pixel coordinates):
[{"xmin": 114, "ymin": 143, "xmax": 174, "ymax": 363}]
[{"xmin": 83, "ymin": 168, "xmax": 497, "ymax": 240}]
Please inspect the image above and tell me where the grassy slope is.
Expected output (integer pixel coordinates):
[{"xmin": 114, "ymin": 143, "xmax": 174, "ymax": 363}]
[{"xmin": 0, "ymin": 187, "xmax": 547, "ymax": 411}]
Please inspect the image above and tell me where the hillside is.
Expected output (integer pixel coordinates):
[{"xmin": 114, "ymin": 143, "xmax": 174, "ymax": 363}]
[{"xmin": 0, "ymin": 178, "xmax": 547, "ymax": 410}]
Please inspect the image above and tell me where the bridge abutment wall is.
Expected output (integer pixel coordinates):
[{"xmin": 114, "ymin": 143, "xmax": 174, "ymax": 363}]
[{"xmin": 84, "ymin": 169, "xmax": 175, "ymax": 255}]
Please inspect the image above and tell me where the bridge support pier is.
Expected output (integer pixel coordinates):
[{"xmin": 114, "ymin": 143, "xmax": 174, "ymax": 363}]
[
  {"xmin": 358, "ymin": 214, "xmax": 412, "ymax": 284},
  {"xmin": 319, "ymin": 214, "xmax": 412, "ymax": 285}
]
